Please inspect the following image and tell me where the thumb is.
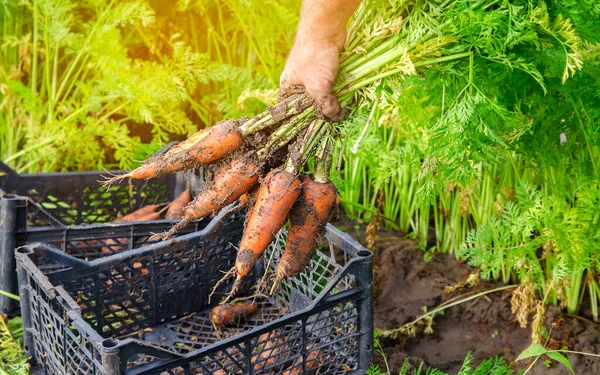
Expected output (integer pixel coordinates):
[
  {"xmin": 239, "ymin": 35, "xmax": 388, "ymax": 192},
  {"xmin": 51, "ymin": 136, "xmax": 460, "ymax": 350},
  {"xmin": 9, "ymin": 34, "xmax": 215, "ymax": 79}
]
[
  {"xmin": 279, "ymin": 72, "xmax": 306, "ymax": 102},
  {"xmin": 309, "ymin": 91, "xmax": 344, "ymax": 122}
]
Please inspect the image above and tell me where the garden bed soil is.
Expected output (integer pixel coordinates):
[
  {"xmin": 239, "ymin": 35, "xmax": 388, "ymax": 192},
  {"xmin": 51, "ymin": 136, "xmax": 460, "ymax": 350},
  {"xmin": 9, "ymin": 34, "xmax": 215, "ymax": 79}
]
[{"xmin": 342, "ymin": 225, "xmax": 600, "ymax": 375}]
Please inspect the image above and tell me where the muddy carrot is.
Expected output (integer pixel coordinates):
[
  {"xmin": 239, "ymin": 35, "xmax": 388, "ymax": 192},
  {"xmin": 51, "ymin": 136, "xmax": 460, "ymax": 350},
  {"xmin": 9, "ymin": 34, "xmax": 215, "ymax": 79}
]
[
  {"xmin": 234, "ymin": 168, "xmax": 301, "ymax": 283},
  {"xmin": 238, "ymin": 192, "xmax": 251, "ymax": 206},
  {"xmin": 102, "ymin": 153, "xmax": 198, "ymax": 187},
  {"xmin": 166, "ymin": 188, "xmax": 192, "ymax": 220},
  {"xmin": 180, "ymin": 119, "xmax": 243, "ymax": 165},
  {"xmin": 103, "ymin": 120, "xmax": 243, "ymax": 187},
  {"xmin": 211, "ymin": 302, "xmax": 257, "ymax": 326},
  {"xmin": 158, "ymin": 156, "xmax": 261, "ymax": 239},
  {"xmin": 272, "ymin": 175, "xmax": 337, "ymax": 292},
  {"xmin": 165, "ymin": 128, "xmax": 211, "ymax": 155}
]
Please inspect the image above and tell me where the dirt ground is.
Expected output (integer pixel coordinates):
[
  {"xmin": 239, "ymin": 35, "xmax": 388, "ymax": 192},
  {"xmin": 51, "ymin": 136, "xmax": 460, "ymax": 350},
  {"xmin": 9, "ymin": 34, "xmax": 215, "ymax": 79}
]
[{"xmin": 343, "ymin": 225, "xmax": 600, "ymax": 375}]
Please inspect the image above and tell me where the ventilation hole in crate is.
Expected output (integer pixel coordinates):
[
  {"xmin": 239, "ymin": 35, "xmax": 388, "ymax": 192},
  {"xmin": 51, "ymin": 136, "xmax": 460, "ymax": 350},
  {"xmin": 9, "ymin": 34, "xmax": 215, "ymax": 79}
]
[
  {"xmin": 102, "ymin": 338, "xmax": 118, "ymax": 348},
  {"xmin": 17, "ymin": 247, "xmax": 32, "ymax": 254}
]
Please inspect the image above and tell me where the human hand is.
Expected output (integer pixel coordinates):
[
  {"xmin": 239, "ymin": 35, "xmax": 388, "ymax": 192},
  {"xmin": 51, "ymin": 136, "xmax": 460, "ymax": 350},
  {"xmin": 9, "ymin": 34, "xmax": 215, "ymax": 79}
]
[{"xmin": 279, "ymin": 28, "xmax": 346, "ymax": 121}]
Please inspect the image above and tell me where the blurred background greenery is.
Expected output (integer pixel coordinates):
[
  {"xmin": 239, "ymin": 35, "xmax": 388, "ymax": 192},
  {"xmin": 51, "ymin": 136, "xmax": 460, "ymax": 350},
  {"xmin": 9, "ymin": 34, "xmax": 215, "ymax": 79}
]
[{"xmin": 0, "ymin": 0, "xmax": 299, "ymax": 172}]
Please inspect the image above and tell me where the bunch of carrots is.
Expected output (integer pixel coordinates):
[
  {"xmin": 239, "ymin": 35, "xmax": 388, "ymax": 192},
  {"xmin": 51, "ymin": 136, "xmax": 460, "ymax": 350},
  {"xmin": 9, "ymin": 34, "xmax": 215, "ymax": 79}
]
[
  {"xmin": 103, "ymin": 111, "xmax": 338, "ymax": 299},
  {"xmin": 101, "ymin": 0, "xmax": 486, "ymax": 299}
]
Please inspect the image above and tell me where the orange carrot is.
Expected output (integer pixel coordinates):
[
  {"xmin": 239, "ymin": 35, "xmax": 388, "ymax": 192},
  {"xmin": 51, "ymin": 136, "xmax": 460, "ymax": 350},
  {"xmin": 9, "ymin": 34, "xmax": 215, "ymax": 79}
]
[
  {"xmin": 159, "ymin": 156, "xmax": 261, "ymax": 238},
  {"xmin": 132, "ymin": 261, "xmax": 149, "ymax": 275},
  {"xmin": 103, "ymin": 120, "xmax": 242, "ymax": 187},
  {"xmin": 114, "ymin": 205, "xmax": 159, "ymax": 223},
  {"xmin": 102, "ymin": 153, "xmax": 198, "ymax": 187},
  {"xmin": 234, "ymin": 168, "xmax": 301, "ymax": 281},
  {"xmin": 103, "ymin": 209, "xmax": 161, "ymax": 253},
  {"xmin": 238, "ymin": 192, "xmax": 251, "ymax": 206},
  {"xmin": 180, "ymin": 119, "xmax": 243, "ymax": 165},
  {"xmin": 252, "ymin": 333, "xmax": 287, "ymax": 372},
  {"xmin": 273, "ymin": 175, "xmax": 337, "ymax": 290},
  {"xmin": 165, "ymin": 188, "xmax": 192, "ymax": 220},
  {"xmin": 281, "ymin": 349, "xmax": 323, "ymax": 375},
  {"xmin": 165, "ymin": 128, "xmax": 211, "ymax": 155},
  {"xmin": 139, "ymin": 212, "xmax": 160, "ymax": 221},
  {"xmin": 211, "ymin": 302, "xmax": 257, "ymax": 326}
]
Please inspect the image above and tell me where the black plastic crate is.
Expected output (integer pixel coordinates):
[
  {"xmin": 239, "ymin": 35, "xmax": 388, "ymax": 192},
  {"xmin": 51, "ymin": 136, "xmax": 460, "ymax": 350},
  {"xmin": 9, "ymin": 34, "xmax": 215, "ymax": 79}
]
[
  {"xmin": 16, "ymin": 209, "xmax": 373, "ymax": 375},
  {"xmin": 0, "ymin": 145, "xmax": 204, "ymax": 313}
]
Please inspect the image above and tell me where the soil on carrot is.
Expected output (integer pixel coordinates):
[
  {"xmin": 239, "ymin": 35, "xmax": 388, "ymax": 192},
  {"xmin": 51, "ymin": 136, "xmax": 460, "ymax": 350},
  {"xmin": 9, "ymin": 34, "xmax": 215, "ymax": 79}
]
[{"xmin": 340, "ymin": 224, "xmax": 600, "ymax": 375}]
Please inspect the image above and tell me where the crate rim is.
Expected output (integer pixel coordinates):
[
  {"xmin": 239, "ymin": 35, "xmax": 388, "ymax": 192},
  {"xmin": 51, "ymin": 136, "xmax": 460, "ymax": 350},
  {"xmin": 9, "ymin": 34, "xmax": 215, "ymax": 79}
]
[
  {"xmin": 0, "ymin": 142, "xmax": 178, "ymax": 180},
  {"xmin": 16, "ymin": 212, "xmax": 372, "ymax": 366}
]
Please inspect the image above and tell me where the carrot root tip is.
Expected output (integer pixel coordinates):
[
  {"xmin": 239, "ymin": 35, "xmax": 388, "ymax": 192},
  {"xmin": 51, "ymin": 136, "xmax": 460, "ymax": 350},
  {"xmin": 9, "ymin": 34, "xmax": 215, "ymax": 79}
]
[
  {"xmin": 222, "ymin": 277, "xmax": 243, "ymax": 305},
  {"xmin": 209, "ymin": 267, "xmax": 236, "ymax": 304},
  {"xmin": 162, "ymin": 217, "xmax": 192, "ymax": 240},
  {"xmin": 269, "ymin": 276, "xmax": 283, "ymax": 296},
  {"xmin": 236, "ymin": 249, "xmax": 255, "ymax": 275},
  {"xmin": 148, "ymin": 232, "xmax": 165, "ymax": 242},
  {"xmin": 101, "ymin": 173, "xmax": 130, "ymax": 189}
]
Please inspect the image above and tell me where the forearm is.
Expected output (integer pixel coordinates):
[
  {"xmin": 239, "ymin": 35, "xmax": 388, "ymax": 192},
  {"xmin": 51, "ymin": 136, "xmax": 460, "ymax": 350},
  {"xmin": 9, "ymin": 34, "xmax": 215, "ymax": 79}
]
[
  {"xmin": 280, "ymin": 0, "xmax": 361, "ymax": 120},
  {"xmin": 295, "ymin": 0, "xmax": 362, "ymax": 46}
]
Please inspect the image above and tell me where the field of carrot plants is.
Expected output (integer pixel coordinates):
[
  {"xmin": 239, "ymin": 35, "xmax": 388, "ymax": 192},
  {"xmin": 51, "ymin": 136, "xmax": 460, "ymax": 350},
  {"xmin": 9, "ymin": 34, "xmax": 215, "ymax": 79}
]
[{"xmin": 1, "ymin": 0, "xmax": 599, "ymax": 374}]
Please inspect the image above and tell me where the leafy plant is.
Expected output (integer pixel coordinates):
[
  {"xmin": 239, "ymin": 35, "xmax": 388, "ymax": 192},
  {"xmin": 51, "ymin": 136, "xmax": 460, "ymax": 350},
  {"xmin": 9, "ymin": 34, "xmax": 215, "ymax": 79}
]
[
  {"xmin": 516, "ymin": 342, "xmax": 600, "ymax": 374},
  {"xmin": 331, "ymin": 0, "xmax": 600, "ymax": 319},
  {"xmin": 369, "ymin": 348, "xmax": 514, "ymax": 375},
  {"xmin": 0, "ymin": 0, "xmax": 239, "ymax": 172},
  {"xmin": 0, "ymin": 316, "xmax": 28, "ymax": 375}
]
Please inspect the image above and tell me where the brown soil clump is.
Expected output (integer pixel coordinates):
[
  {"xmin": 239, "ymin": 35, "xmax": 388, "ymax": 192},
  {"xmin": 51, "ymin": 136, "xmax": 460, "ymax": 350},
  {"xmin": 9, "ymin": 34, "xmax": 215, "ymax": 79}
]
[{"xmin": 337, "ymin": 223, "xmax": 600, "ymax": 374}]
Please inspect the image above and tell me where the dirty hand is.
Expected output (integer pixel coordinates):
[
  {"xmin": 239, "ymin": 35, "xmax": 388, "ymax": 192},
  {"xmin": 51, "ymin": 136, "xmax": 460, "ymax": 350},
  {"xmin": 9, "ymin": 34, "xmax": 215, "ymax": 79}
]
[
  {"xmin": 280, "ymin": 31, "xmax": 346, "ymax": 121},
  {"xmin": 280, "ymin": 0, "xmax": 361, "ymax": 122}
]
